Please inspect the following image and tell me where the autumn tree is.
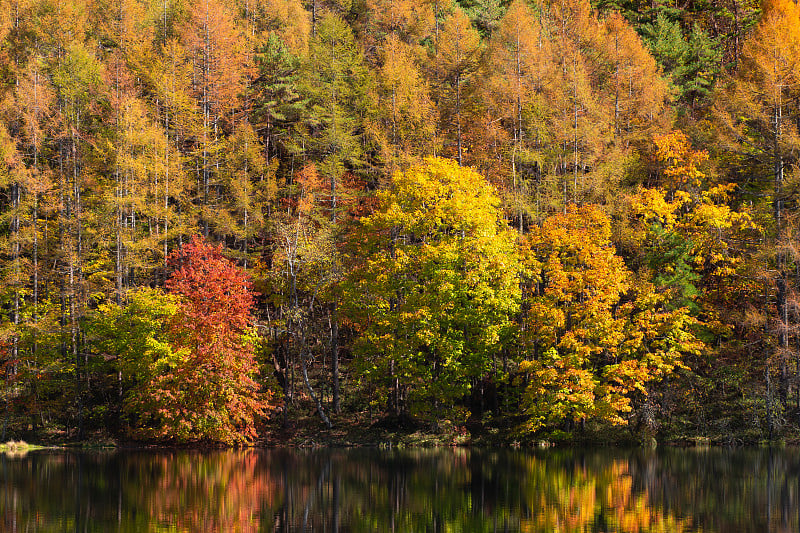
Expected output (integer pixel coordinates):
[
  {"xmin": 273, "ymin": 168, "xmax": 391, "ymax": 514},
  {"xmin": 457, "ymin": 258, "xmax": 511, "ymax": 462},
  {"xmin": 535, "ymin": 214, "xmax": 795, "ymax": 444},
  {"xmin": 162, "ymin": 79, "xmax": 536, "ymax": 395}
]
[
  {"xmin": 653, "ymin": 130, "xmax": 710, "ymax": 195},
  {"xmin": 50, "ymin": 40, "xmax": 108, "ymax": 436},
  {"xmin": 433, "ymin": 6, "xmax": 481, "ymax": 166},
  {"xmin": 217, "ymin": 122, "xmax": 274, "ymax": 263},
  {"xmin": 0, "ymin": 122, "xmax": 30, "ymax": 434},
  {"xmin": 530, "ymin": 0, "xmax": 611, "ymax": 209},
  {"xmin": 127, "ymin": 236, "xmax": 272, "ymax": 444},
  {"xmin": 595, "ymin": 12, "xmax": 668, "ymax": 143},
  {"xmin": 87, "ymin": 287, "xmax": 182, "ymax": 434},
  {"xmin": 373, "ymin": 34, "xmax": 437, "ymax": 170},
  {"xmin": 715, "ymin": 0, "xmax": 800, "ymax": 413},
  {"xmin": 237, "ymin": 0, "xmax": 311, "ymax": 55},
  {"xmin": 106, "ymin": 97, "xmax": 187, "ymax": 296},
  {"xmin": 520, "ymin": 204, "xmax": 632, "ymax": 430},
  {"xmin": 293, "ymin": 13, "xmax": 377, "ymax": 420},
  {"xmin": 0, "ymin": 53, "xmax": 58, "ymax": 433},
  {"xmin": 484, "ymin": 0, "xmax": 554, "ymax": 227},
  {"xmin": 520, "ymin": 204, "xmax": 699, "ymax": 434},
  {"xmin": 181, "ymin": 0, "xmax": 247, "ymax": 237},
  {"xmin": 617, "ymin": 132, "xmax": 759, "ymax": 435},
  {"xmin": 364, "ymin": 0, "xmax": 435, "ymax": 46},
  {"xmin": 343, "ymin": 157, "xmax": 519, "ymax": 421}
]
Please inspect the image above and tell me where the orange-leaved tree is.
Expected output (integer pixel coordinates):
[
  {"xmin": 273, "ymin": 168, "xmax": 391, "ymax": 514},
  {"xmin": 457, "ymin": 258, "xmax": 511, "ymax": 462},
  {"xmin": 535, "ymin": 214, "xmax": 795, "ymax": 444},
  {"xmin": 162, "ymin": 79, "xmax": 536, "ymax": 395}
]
[
  {"xmin": 151, "ymin": 235, "xmax": 272, "ymax": 444},
  {"xmin": 715, "ymin": 0, "xmax": 800, "ymax": 412},
  {"xmin": 520, "ymin": 204, "xmax": 631, "ymax": 430},
  {"xmin": 519, "ymin": 204, "xmax": 698, "ymax": 434}
]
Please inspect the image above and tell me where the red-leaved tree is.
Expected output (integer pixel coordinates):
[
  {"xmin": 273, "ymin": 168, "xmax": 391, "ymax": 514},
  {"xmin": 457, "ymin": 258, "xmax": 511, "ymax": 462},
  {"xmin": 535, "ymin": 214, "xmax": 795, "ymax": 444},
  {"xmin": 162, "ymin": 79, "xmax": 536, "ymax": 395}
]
[{"xmin": 151, "ymin": 235, "xmax": 270, "ymax": 444}]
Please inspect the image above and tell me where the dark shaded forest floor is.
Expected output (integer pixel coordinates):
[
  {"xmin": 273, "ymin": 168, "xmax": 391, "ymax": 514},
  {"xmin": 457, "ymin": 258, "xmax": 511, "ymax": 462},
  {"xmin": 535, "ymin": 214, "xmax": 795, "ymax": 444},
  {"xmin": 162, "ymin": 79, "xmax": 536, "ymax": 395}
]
[
  {"xmin": 7, "ymin": 403, "xmax": 797, "ymax": 449},
  {"xmin": 259, "ymin": 411, "xmax": 474, "ymax": 448},
  {"xmin": 2, "ymin": 412, "xmax": 471, "ymax": 449},
  {"xmin": 7, "ymin": 409, "xmax": 503, "ymax": 449}
]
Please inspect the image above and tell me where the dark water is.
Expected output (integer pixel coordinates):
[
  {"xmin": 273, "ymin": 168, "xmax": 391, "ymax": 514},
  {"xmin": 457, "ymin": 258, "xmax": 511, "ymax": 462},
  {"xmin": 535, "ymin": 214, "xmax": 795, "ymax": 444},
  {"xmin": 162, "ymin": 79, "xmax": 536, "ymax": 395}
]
[{"xmin": 2, "ymin": 446, "xmax": 799, "ymax": 532}]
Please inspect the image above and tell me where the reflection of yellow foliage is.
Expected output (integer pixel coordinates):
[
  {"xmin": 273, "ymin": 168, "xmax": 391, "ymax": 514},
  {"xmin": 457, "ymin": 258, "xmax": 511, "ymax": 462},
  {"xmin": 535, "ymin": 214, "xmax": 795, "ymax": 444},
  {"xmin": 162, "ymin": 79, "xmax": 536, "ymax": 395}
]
[{"xmin": 520, "ymin": 458, "xmax": 697, "ymax": 533}]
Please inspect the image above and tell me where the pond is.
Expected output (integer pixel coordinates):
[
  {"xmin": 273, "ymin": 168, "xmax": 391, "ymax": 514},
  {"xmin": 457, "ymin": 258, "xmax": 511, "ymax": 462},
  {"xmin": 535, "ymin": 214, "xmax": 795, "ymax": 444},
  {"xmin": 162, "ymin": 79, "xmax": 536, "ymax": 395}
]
[{"xmin": 1, "ymin": 446, "xmax": 799, "ymax": 532}]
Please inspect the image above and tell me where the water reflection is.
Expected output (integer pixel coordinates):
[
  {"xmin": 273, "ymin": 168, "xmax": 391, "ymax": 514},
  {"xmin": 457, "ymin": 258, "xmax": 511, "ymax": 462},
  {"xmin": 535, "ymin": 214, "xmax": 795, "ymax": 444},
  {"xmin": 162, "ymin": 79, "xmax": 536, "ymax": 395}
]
[{"xmin": 2, "ymin": 447, "xmax": 800, "ymax": 532}]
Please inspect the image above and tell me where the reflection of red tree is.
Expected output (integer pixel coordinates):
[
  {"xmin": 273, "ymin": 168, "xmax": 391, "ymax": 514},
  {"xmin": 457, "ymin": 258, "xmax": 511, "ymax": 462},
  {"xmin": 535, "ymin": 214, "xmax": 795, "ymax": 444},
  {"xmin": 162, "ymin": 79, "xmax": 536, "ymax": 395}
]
[{"xmin": 146, "ymin": 451, "xmax": 281, "ymax": 532}]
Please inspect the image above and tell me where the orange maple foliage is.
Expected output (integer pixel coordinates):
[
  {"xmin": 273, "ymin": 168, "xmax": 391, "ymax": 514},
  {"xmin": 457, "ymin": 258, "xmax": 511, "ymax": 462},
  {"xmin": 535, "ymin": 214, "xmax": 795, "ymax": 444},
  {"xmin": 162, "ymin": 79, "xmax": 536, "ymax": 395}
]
[
  {"xmin": 654, "ymin": 130, "xmax": 709, "ymax": 193},
  {"xmin": 149, "ymin": 236, "xmax": 272, "ymax": 444}
]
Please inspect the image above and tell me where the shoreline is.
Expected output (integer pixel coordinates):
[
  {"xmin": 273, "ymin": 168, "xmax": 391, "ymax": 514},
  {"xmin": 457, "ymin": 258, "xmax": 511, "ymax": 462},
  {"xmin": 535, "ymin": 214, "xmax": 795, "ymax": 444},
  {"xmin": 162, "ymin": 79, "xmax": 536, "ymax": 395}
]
[{"xmin": 3, "ymin": 415, "xmax": 794, "ymax": 451}]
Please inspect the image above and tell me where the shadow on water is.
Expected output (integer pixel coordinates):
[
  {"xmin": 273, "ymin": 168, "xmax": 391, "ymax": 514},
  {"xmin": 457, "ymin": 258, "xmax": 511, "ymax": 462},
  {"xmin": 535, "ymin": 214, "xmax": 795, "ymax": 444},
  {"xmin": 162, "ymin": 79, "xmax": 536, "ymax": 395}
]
[{"xmin": 2, "ymin": 446, "xmax": 800, "ymax": 532}]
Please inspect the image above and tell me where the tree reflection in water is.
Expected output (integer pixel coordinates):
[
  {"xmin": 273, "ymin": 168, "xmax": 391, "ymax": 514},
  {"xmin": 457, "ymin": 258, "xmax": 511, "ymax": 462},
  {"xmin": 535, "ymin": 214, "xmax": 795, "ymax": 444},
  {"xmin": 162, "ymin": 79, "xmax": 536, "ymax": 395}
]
[{"xmin": 2, "ymin": 447, "xmax": 800, "ymax": 532}]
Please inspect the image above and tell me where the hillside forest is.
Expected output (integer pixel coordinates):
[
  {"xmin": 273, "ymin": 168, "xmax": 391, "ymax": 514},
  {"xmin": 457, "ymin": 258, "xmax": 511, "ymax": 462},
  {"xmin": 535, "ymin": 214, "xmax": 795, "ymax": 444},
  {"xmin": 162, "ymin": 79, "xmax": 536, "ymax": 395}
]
[{"xmin": 0, "ymin": 0, "xmax": 798, "ymax": 445}]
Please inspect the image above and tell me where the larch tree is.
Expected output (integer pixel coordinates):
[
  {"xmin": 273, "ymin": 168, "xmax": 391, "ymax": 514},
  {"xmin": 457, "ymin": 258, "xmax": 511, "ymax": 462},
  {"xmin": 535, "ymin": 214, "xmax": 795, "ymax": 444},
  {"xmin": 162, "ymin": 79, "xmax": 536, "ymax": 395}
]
[
  {"xmin": 0, "ymin": 122, "xmax": 29, "ymax": 432},
  {"xmin": 181, "ymin": 0, "xmax": 247, "ymax": 237},
  {"xmin": 595, "ymin": 12, "xmax": 668, "ymax": 144},
  {"xmin": 365, "ymin": 0, "xmax": 435, "ymax": 46},
  {"xmin": 433, "ymin": 6, "xmax": 481, "ymax": 166},
  {"xmin": 51, "ymin": 41, "xmax": 106, "ymax": 436},
  {"xmin": 484, "ymin": 0, "xmax": 554, "ymax": 228},
  {"xmin": 543, "ymin": 0, "xmax": 611, "ymax": 209},
  {"xmin": 6, "ymin": 57, "xmax": 57, "ymax": 429},
  {"xmin": 715, "ymin": 0, "xmax": 800, "ymax": 411},
  {"xmin": 107, "ymin": 97, "xmax": 185, "ymax": 296},
  {"xmin": 218, "ymin": 122, "xmax": 273, "ymax": 264},
  {"xmin": 374, "ymin": 34, "xmax": 437, "ymax": 171},
  {"xmin": 239, "ymin": 0, "xmax": 311, "ymax": 55}
]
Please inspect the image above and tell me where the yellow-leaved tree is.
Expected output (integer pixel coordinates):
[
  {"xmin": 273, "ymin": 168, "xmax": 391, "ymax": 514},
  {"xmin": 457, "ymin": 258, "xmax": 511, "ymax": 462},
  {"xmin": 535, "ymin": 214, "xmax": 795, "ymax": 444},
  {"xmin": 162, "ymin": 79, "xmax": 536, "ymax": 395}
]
[
  {"xmin": 520, "ymin": 204, "xmax": 700, "ymax": 435},
  {"xmin": 612, "ymin": 130, "xmax": 759, "ymax": 436},
  {"xmin": 343, "ymin": 157, "xmax": 520, "ymax": 422}
]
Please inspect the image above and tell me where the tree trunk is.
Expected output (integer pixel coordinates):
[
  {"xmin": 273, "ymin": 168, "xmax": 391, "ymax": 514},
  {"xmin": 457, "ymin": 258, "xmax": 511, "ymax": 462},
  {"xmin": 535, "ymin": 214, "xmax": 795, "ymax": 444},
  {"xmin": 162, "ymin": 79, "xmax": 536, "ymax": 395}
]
[
  {"xmin": 331, "ymin": 302, "xmax": 340, "ymax": 414},
  {"xmin": 302, "ymin": 351, "xmax": 332, "ymax": 428},
  {"xmin": 775, "ymin": 100, "xmax": 789, "ymax": 407}
]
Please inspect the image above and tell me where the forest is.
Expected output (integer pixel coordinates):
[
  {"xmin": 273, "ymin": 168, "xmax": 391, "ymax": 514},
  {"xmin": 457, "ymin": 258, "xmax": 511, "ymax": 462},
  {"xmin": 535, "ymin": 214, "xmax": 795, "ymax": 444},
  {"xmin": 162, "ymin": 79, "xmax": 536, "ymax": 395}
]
[{"xmin": 0, "ymin": 0, "xmax": 796, "ymax": 446}]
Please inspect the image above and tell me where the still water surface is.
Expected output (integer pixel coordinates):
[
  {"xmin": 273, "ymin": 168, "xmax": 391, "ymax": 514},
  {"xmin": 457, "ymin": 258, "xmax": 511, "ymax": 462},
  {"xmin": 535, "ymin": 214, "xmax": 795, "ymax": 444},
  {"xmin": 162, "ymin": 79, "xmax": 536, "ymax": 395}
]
[{"xmin": 2, "ymin": 446, "xmax": 799, "ymax": 532}]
